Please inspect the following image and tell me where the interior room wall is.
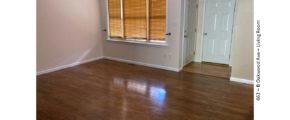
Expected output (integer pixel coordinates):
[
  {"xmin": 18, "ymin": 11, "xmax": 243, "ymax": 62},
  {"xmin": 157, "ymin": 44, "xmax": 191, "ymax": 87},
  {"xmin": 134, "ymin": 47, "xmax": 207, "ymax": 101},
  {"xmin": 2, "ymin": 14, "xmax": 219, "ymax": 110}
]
[
  {"xmin": 37, "ymin": 0, "xmax": 103, "ymax": 74},
  {"xmin": 100, "ymin": 0, "xmax": 184, "ymax": 71},
  {"xmin": 230, "ymin": 0, "xmax": 254, "ymax": 80},
  {"xmin": 37, "ymin": 0, "xmax": 253, "ymax": 81}
]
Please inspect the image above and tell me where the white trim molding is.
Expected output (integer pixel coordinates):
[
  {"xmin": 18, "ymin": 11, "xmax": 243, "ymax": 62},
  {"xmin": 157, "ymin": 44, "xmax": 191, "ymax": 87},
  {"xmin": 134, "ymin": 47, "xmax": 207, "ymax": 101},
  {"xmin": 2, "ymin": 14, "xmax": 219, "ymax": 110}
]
[
  {"xmin": 230, "ymin": 77, "xmax": 254, "ymax": 84},
  {"xmin": 37, "ymin": 56, "xmax": 180, "ymax": 76},
  {"xmin": 104, "ymin": 56, "xmax": 180, "ymax": 72},
  {"xmin": 37, "ymin": 56, "xmax": 104, "ymax": 76}
]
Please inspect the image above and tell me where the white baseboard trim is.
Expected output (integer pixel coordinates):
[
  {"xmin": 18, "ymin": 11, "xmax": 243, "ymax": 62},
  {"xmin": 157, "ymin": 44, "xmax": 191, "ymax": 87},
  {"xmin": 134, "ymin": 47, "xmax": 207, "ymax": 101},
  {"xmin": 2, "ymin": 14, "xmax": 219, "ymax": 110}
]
[
  {"xmin": 103, "ymin": 56, "xmax": 180, "ymax": 72},
  {"xmin": 178, "ymin": 67, "xmax": 183, "ymax": 72},
  {"xmin": 194, "ymin": 58, "xmax": 202, "ymax": 62},
  {"xmin": 37, "ymin": 56, "xmax": 104, "ymax": 76},
  {"xmin": 230, "ymin": 77, "xmax": 254, "ymax": 84}
]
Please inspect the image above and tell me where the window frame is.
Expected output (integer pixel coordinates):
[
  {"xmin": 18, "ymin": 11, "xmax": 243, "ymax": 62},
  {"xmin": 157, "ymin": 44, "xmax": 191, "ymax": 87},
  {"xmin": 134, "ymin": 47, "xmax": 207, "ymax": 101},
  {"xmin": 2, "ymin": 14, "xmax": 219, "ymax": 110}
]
[{"xmin": 105, "ymin": 0, "xmax": 169, "ymax": 46}]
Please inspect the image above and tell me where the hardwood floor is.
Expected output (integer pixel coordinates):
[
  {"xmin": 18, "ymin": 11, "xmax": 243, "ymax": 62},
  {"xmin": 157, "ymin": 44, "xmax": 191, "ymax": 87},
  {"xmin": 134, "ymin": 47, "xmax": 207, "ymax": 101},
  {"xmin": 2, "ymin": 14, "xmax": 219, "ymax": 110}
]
[
  {"xmin": 182, "ymin": 62, "xmax": 231, "ymax": 79},
  {"xmin": 37, "ymin": 59, "xmax": 253, "ymax": 120}
]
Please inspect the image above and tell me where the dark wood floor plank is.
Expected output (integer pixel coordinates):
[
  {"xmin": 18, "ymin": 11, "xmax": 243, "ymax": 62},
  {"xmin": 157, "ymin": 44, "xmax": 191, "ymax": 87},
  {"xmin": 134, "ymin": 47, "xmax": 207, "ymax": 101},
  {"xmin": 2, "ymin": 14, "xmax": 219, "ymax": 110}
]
[
  {"xmin": 37, "ymin": 59, "xmax": 253, "ymax": 120},
  {"xmin": 183, "ymin": 62, "xmax": 232, "ymax": 78}
]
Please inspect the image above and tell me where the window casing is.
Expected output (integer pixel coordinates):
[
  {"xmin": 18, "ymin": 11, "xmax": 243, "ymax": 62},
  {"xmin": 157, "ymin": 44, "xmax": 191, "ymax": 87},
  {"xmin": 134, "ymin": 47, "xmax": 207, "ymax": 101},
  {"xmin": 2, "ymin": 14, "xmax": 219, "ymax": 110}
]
[{"xmin": 107, "ymin": 0, "xmax": 167, "ymax": 44}]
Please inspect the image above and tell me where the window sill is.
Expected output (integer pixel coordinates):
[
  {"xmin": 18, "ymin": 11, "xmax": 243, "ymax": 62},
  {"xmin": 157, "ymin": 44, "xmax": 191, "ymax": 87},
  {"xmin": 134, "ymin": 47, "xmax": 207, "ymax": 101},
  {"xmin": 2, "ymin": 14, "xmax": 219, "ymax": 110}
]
[{"xmin": 106, "ymin": 39, "xmax": 168, "ymax": 46}]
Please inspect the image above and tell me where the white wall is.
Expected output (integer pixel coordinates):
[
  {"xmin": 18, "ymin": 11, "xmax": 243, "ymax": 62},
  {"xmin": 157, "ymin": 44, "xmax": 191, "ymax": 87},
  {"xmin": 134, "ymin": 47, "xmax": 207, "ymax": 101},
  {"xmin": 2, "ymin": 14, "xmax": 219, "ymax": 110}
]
[
  {"xmin": 37, "ymin": 0, "xmax": 103, "ymax": 74},
  {"xmin": 100, "ymin": 0, "xmax": 184, "ymax": 71},
  {"xmin": 230, "ymin": 0, "xmax": 254, "ymax": 80}
]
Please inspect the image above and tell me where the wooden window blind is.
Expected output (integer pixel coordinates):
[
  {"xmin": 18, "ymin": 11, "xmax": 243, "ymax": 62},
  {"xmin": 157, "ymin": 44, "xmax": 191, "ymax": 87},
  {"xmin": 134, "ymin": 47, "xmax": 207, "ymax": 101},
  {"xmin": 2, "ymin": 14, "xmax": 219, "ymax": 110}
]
[
  {"xmin": 108, "ymin": 0, "xmax": 166, "ymax": 41},
  {"xmin": 149, "ymin": 0, "xmax": 166, "ymax": 40},
  {"xmin": 124, "ymin": 0, "xmax": 147, "ymax": 39},
  {"xmin": 108, "ymin": 0, "xmax": 123, "ymax": 38}
]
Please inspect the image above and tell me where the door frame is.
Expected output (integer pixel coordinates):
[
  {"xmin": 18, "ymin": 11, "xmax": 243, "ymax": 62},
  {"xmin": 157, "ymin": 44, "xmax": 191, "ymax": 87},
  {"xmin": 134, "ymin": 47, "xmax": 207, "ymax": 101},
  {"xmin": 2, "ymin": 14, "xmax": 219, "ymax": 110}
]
[
  {"xmin": 181, "ymin": 0, "xmax": 199, "ymax": 67},
  {"xmin": 194, "ymin": 0, "xmax": 239, "ymax": 66}
]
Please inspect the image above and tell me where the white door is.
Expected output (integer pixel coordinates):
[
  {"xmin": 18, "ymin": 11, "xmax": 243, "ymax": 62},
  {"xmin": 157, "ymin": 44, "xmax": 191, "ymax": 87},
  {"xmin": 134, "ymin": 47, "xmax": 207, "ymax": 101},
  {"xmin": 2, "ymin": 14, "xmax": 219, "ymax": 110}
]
[
  {"xmin": 183, "ymin": 0, "xmax": 198, "ymax": 66},
  {"xmin": 202, "ymin": 0, "xmax": 236, "ymax": 64}
]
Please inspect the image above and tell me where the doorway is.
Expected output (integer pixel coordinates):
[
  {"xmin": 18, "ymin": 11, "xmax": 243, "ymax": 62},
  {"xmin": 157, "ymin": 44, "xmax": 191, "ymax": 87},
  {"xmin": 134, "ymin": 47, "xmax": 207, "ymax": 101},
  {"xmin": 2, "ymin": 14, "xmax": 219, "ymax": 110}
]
[
  {"xmin": 202, "ymin": 0, "xmax": 236, "ymax": 64},
  {"xmin": 181, "ymin": 0, "xmax": 236, "ymax": 78},
  {"xmin": 182, "ymin": 0, "xmax": 198, "ymax": 67}
]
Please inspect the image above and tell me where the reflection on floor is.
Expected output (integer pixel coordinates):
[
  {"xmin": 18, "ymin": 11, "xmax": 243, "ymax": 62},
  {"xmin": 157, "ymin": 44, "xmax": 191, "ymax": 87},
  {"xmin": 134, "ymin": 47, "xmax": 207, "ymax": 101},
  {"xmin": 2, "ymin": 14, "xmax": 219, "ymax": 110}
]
[
  {"xmin": 37, "ymin": 59, "xmax": 252, "ymax": 120},
  {"xmin": 183, "ymin": 62, "xmax": 231, "ymax": 79}
]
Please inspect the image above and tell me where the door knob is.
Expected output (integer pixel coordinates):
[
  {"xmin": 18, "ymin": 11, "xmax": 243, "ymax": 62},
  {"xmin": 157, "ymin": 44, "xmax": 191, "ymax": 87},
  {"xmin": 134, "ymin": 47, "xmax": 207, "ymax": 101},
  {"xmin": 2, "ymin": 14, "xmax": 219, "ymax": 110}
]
[{"xmin": 204, "ymin": 33, "xmax": 208, "ymax": 35}]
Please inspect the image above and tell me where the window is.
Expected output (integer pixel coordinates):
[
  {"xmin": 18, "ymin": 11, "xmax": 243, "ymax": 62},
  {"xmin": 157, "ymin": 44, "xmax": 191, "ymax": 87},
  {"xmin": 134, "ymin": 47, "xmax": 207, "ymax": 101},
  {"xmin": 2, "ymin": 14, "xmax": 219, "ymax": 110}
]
[{"xmin": 108, "ymin": 0, "xmax": 167, "ymax": 44}]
